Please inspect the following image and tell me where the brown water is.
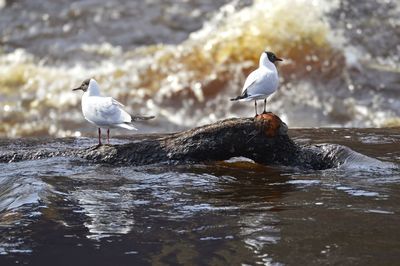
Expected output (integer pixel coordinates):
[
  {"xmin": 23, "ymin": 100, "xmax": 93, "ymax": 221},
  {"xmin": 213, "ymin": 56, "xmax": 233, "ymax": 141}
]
[
  {"xmin": 0, "ymin": 128, "xmax": 399, "ymax": 265},
  {"xmin": 1, "ymin": 0, "xmax": 400, "ymax": 138},
  {"xmin": 1, "ymin": 0, "xmax": 400, "ymax": 264}
]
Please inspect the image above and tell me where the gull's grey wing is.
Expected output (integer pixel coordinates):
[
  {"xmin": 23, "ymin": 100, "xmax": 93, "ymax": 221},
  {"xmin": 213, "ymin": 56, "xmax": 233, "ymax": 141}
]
[
  {"xmin": 242, "ymin": 68, "xmax": 278, "ymax": 97},
  {"xmin": 242, "ymin": 69, "xmax": 263, "ymax": 93},
  {"xmin": 85, "ymin": 96, "xmax": 131, "ymax": 125}
]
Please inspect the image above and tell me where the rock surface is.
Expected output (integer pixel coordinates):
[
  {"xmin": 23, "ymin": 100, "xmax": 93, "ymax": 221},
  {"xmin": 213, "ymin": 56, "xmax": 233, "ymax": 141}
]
[{"xmin": 0, "ymin": 113, "xmax": 376, "ymax": 170}]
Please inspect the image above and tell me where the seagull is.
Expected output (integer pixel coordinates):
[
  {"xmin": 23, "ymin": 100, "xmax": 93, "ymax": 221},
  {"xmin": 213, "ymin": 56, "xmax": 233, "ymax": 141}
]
[
  {"xmin": 73, "ymin": 78, "xmax": 154, "ymax": 146},
  {"xmin": 231, "ymin": 51, "xmax": 283, "ymax": 116}
]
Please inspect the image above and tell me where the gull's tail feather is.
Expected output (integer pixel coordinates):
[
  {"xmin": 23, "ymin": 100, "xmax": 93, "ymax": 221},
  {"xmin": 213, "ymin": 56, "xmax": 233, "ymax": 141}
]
[
  {"xmin": 230, "ymin": 95, "xmax": 246, "ymax": 101},
  {"xmin": 131, "ymin": 115, "xmax": 155, "ymax": 121},
  {"xmin": 117, "ymin": 123, "xmax": 138, "ymax": 130},
  {"xmin": 230, "ymin": 89, "xmax": 248, "ymax": 101}
]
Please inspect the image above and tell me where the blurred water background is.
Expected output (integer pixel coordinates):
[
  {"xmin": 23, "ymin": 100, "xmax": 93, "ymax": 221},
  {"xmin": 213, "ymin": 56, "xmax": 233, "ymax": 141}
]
[
  {"xmin": 1, "ymin": 1, "xmax": 400, "ymax": 265},
  {"xmin": 0, "ymin": 0, "xmax": 399, "ymax": 138}
]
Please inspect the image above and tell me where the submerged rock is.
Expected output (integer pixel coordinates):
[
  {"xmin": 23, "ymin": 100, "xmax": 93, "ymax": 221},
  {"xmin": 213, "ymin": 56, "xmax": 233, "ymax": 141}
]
[{"xmin": 0, "ymin": 114, "xmax": 391, "ymax": 170}]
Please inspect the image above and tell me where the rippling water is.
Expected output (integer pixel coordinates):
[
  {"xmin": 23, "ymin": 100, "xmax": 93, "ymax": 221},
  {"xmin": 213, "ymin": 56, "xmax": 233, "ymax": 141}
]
[
  {"xmin": 0, "ymin": 128, "xmax": 400, "ymax": 265},
  {"xmin": 1, "ymin": 0, "xmax": 400, "ymax": 138}
]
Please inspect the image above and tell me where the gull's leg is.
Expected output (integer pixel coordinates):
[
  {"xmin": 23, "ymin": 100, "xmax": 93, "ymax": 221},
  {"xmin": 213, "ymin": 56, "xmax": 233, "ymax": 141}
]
[
  {"xmin": 107, "ymin": 128, "xmax": 110, "ymax": 144},
  {"xmin": 254, "ymin": 100, "xmax": 258, "ymax": 116},
  {"xmin": 98, "ymin": 128, "xmax": 102, "ymax": 146},
  {"xmin": 263, "ymin": 98, "xmax": 267, "ymax": 113}
]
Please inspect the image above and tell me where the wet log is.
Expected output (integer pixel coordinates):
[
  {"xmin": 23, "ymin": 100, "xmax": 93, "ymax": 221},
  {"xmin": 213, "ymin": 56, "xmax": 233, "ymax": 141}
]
[{"xmin": 0, "ymin": 113, "xmax": 354, "ymax": 169}]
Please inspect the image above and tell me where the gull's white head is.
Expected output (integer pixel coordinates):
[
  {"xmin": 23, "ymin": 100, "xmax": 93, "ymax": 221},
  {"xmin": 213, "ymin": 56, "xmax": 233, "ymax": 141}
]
[
  {"xmin": 260, "ymin": 51, "xmax": 283, "ymax": 67},
  {"xmin": 72, "ymin": 78, "xmax": 101, "ymax": 96}
]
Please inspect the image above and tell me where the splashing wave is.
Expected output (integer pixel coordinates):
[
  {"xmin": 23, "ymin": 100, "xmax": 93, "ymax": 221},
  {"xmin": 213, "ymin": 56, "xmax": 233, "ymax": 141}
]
[{"xmin": 0, "ymin": 0, "xmax": 399, "ymax": 137}]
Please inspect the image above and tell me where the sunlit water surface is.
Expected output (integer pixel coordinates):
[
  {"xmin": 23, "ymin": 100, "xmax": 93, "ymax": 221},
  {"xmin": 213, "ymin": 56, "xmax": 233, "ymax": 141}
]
[{"xmin": 1, "ymin": 128, "xmax": 399, "ymax": 265}]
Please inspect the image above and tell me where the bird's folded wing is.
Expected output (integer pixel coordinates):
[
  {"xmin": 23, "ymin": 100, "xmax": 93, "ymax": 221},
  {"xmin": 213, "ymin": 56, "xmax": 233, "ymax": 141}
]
[
  {"xmin": 91, "ymin": 97, "xmax": 153, "ymax": 124},
  {"xmin": 242, "ymin": 69, "xmax": 263, "ymax": 93},
  {"xmin": 94, "ymin": 97, "xmax": 130, "ymax": 123},
  {"xmin": 97, "ymin": 97, "xmax": 120, "ymax": 115},
  {"xmin": 242, "ymin": 70, "xmax": 276, "ymax": 96}
]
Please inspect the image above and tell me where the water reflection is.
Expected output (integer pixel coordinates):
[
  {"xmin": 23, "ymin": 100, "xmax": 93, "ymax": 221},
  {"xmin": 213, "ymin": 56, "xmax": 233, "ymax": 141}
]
[
  {"xmin": 43, "ymin": 161, "xmax": 294, "ymax": 264},
  {"xmin": 72, "ymin": 189, "xmax": 135, "ymax": 239},
  {"xmin": 157, "ymin": 162, "xmax": 293, "ymax": 264},
  {"xmin": 1, "ymin": 131, "xmax": 400, "ymax": 264}
]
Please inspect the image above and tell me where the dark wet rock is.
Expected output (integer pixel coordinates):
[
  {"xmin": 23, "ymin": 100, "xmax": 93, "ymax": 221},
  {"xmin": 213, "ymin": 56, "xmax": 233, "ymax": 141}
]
[{"xmin": 0, "ymin": 114, "xmax": 386, "ymax": 170}]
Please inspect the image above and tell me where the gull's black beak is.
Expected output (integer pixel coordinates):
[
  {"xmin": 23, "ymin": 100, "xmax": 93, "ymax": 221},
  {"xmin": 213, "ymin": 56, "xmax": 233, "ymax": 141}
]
[
  {"xmin": 276, "ymin": 58, "xmax": 283, "ymax": 61},
  {"xmin": 72, "ymin": 86, "xmax": 82, "ymax": 91}
]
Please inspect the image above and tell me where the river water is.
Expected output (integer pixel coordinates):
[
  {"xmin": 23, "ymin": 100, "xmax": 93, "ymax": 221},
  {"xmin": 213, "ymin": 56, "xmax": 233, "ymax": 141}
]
[{"xmin": 0, "ymin": 128, "xmax": 399, "ymax": 265}]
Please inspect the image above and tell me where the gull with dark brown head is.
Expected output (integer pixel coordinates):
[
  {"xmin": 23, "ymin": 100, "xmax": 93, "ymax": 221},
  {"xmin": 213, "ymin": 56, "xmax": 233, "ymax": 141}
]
[{"xmin": 73, "ymin": 78, "xmax": 154, "ymax": 146}]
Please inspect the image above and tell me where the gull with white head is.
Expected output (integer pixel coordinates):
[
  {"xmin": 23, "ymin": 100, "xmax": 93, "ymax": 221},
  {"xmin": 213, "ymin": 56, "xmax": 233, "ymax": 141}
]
[
  {"xmin": 73, "ymin": 78, "xmax": 154, "ymax": 146},
  {"xmin": 231, "ymin": 51, "xmax": 283, "ymax": 116}
]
